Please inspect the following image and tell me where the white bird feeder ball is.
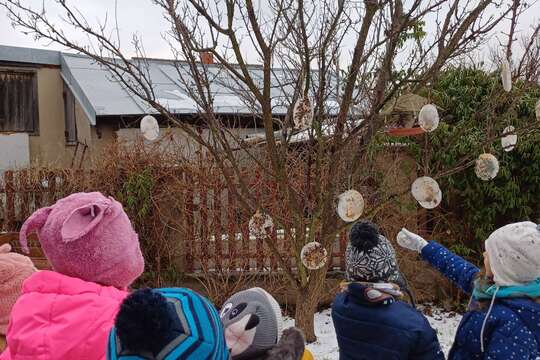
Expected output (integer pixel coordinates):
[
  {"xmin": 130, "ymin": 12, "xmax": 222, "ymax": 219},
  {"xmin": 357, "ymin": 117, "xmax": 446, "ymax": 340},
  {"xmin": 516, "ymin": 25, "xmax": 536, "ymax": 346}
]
[
  {"xmin": 418, "ymin": 104, "xmax": 440, "ymax": 132},
  {"xmin": 337, "ymin": 190, "xmax": 365, "ymax": 222},
  {"xmin": 535, "ymin": 99, "xmax": 540, "ymax": 121},
  {"xmin": 501, "ymin": 126, "xmax": 517, "ymax": 152},
  {"xmin": 249, "ymin": 211, "xmax": 274, "ymax": 238},
  {"xmin": 300, "ymin": 241, "xmax": 328, "ymax": 270},
  {"xmin": 501, "ymin": 58, "xmax": 512, "ymax": 93},
  {"xmin": 411, "ymin": 176, "xmax": 442, "ymax": 209},
  {"xmin": 475, "ymin": 153, "xmax": 500, "ymax": 181},
  {"xmin": 293, "ymin": 97, "xmax": 314, "ymax": 129},
  {"xmin": 140, "ymin": 115, "xmax": 160, "ymax": 141}
]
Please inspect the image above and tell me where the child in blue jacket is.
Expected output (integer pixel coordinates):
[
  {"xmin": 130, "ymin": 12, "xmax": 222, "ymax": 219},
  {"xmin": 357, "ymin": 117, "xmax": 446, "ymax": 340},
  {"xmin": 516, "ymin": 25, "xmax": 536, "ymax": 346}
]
[
  {"xmin": 398, "ymin": 222, "xmax": 540, "ymax": 359},
  {"xmin": 332, "ymin": 221, "xmax": 444, "ymax": 360}
]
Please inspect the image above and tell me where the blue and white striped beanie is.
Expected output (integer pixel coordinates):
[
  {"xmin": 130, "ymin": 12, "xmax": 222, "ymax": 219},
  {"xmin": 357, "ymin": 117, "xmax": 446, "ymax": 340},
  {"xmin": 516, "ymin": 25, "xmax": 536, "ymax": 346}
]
[{"xmin": 107, "ymin": 288, "xmax": 229, "ymax": 360}]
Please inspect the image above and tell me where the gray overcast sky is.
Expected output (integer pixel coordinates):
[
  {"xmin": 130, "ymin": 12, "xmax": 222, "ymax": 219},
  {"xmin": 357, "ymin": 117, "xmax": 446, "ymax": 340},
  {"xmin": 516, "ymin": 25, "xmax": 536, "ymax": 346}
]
[{"xmin": 1, "ymin": 1, "xmax": 539, "ymax": 65}]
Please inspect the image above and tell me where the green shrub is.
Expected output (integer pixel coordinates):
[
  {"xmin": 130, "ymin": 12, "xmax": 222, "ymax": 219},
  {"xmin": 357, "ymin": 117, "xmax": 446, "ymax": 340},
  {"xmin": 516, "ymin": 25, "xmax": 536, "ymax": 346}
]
[{"xmin": 426, "ymin": 67, "xmax": 540, "ymax": 251}]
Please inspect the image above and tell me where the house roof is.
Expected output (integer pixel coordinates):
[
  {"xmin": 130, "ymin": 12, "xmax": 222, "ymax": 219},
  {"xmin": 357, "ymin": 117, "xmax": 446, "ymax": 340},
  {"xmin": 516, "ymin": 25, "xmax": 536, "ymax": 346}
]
[{"xmin": 0, "ymin": 45, "xmax": 338, "ymax": 126}]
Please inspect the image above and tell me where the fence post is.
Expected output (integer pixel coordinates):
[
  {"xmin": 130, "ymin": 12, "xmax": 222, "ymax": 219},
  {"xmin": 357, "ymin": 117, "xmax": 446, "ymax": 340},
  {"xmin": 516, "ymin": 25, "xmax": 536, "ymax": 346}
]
[
  {"xmin": 185, "ymin": 181, "xmax": 195, "ymax": 272},
  {"xmin": 214, "ymin": 178, "xmax": 223, "ymax": 270},
  {"xmin": 3, "ymin": 171, "xmax": 15, "ymax": 231}
]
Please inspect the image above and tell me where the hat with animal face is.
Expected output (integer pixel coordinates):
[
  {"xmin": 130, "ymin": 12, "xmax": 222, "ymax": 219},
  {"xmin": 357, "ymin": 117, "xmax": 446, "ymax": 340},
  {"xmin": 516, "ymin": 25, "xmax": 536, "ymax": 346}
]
[{"xmin": 220, "ymin": 287, "xmax": 284, "ymax": 359}]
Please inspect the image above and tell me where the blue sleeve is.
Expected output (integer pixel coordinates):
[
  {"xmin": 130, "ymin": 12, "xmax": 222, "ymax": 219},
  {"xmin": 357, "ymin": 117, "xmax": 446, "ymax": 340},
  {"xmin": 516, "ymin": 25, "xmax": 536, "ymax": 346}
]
[
  {"xmin": 421, "ymin": 241, "xmax": 480, "ymax": 294},
  {"xmin": 411, "ymin": 322, "xmax": 445, "ymax": 360}
]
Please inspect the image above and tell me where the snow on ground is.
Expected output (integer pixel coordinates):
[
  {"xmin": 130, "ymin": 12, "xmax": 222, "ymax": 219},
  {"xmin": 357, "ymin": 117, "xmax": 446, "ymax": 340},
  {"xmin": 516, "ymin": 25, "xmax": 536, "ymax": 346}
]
[{"xmin": 284, "ymin": 306, "xmax": 462, "ymax": 360}]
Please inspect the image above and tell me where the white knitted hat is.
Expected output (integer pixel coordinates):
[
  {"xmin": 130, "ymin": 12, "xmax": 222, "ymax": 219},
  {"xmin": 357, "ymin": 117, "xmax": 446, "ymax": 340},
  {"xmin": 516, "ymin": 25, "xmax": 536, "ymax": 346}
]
[{"xmin": 485, "ymin": 221, "xmax": 540, "ymax": 286}]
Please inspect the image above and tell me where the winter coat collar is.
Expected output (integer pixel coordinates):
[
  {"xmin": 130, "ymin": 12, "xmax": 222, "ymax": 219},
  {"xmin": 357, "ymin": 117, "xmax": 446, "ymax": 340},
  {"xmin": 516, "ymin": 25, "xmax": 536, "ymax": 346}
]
[
  {"xmin": 341, "ymin": 281, "xmax": 402, "ymax": 306},
  {"xmin": 472, "ymin": 277, "xmax": 540, "ymax": 300}
]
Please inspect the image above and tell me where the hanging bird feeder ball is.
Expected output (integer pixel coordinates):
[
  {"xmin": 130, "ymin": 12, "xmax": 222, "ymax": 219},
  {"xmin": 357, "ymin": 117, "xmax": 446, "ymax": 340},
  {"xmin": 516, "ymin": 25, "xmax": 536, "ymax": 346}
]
[
  {"xmin": 140, "ymin": 115, "xmax": 160, "ymax": 141},
  {"xmin": 475, "ymin": 153, "xmax": 500, "ymax": 181},
  {"xmin": 249, "ymin": 211, "xmax": 274, "ymax": 238},
  {"xmin": 293, "ymin": 97, "xmax": 314, "ymax": 129},
  {"xmin": 501, "ymin": 126, "xmax": 517, "ymax": 152},
  {"xmin": 418, "ymin": 104, "xmax": 440, "ymax": 132},
  {"xmin": 501, "ymin": 58, "xmax": 512, "ymax": 93},
  {"xmin": 411, "ymin": 176, "xmax": 442, "ymax": 209},
  {"xmin": 337, "ymin": 190, "xmax": 365, "ymax": 222},
  {"xmin": 301, "ymin": 241, "xmax": 328, "ymax": 270}
]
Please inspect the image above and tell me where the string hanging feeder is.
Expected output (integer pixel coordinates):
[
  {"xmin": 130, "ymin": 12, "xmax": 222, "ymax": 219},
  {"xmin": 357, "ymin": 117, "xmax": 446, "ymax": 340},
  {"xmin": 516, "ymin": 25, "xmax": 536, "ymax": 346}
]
[
  {"xmin": 301, "ymin": 241, "xmax": 328, "ymax": 270},
  {"xmin": 337, "ymin": 190, "xmax": 365, "ymax": 222},
  {"xmin": 501, "ymin": 58, "xmax": 512, "ymax": 93},
  {"xmin": 249, "ymin": 210, "xmax": 274, "ymax": 238},
  {"xmin": 501, "ymin": 126, "xmax": 517, "ymax": 152},
  {"xmin": 475, "ymin": 153, "xmax": 500, "ymax": 181},
  {"xmin": 418, "ymin": 104, "xmax": 439, "ymax": 132},
  {"xmin": 140, "ymin": 115, "xmax": 160, "ymax": 141},
  {"xmin": 411, "ymin": 176, "xmax": 442, "ymax": 209},
  {"xmin": 293, "ymin": 97, "xmax": 314, "ymax": 129}
]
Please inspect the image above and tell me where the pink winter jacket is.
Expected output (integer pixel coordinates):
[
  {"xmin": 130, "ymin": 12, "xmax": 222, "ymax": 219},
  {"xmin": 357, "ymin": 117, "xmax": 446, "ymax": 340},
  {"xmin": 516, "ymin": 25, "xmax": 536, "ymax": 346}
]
[{"xmin": 0, "ymin": 271, "xmax": 128, "ymax": 360}]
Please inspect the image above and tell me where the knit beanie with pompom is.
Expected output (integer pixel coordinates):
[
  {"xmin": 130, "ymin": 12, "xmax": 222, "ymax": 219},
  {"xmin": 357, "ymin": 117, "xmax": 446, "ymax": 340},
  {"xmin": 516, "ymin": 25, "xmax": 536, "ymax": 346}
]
[{"xmin": 345, "ymin": 220, "xmax": 401, "ymax": 284}]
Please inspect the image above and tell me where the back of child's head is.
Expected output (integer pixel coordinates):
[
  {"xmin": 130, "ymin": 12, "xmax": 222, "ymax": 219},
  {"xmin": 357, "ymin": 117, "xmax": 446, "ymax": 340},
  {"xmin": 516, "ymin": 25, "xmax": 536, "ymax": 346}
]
[
  {"xmin": 108, "ymin": 288, "xmax": 229, "ymax": 360},
  {"xmin": 19, "ymin": 192, "xmax": 144, "ymax": 288},
  {"xmin": 485, "ymin": 221, "xmax": 540, "ymax": 286},
  {"xmin": 0, "ymin": 243, "xmax": 36, "ymax": 334},
  {"xmin": 220, "ymin": 287, "xmax": 284, "ymax": 359}
]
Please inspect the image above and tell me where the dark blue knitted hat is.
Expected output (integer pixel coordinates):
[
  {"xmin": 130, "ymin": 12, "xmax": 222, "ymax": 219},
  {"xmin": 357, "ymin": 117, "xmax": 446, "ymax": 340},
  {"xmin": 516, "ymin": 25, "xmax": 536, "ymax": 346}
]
[
  {"xmin": 346, "ymin": 220, "xmax": 400, "ymax": 283},
  {"xmin": 107, "ymin": 288, "xmax": 229, "ymax": 360}
]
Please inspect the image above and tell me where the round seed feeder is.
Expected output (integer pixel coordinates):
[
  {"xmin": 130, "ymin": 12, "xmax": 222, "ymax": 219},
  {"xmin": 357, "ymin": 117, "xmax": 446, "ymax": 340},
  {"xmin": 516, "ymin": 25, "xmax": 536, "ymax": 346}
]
[
  {"xmin": 411, "ymin": 176, "xmax": 442, "ymax": 209},
  {"xmin": 501, "ymin": 126, "xmax": 517, "ymax": 152},
  {"xmin": 140, "ymin": 115, "xmax": 160, "ymax": 141},
  {"xmin": 249, "ymin": 211, "xmax": 274, "ymax": 238},
  {"xmin": 475, "ymin": 153, "xmax": 499, "ymax": 181},
  {"xmin": 293, "ymin": 97, "xmax": 314, "ymax": 129},
  {"xmin": 337, "ymin": 190, "xmax": 365, "ymax": 222},
  {"xmin": 301, "ymin": 241, "xmax": 328, "ymax": 270},
  {"xmin": 418, "ymin": 104, "xmax": 440, "ymax": 132}
]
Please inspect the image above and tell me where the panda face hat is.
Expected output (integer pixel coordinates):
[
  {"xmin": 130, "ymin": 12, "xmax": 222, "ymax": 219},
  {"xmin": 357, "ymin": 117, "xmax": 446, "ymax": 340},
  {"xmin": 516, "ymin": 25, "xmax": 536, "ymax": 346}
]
[{"xmin": 220, "ymin": 287, "xmax": 283, "ymax": 359}]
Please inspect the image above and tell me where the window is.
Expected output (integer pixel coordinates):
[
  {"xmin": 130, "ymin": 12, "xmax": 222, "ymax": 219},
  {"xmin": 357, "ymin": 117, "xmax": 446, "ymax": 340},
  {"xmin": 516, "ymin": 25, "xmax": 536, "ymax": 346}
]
[
  {"xmin": 0, "ymin": 69, "xmax": 38, "ymax": 133},
  {"xmin": 63, "ymin": 83, "xmax": 77, "ymax": 144}
]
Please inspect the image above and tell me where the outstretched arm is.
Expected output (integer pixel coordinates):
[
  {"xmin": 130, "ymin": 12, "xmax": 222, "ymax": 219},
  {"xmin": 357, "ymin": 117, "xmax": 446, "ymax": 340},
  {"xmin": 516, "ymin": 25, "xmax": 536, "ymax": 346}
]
[
  {"xmin": 421, "ymin": 241, "xmax": 480, "ymax": 294},
  {"xmin": 397, "ymin": 229, "xmax": 480, "ymax": 294}
]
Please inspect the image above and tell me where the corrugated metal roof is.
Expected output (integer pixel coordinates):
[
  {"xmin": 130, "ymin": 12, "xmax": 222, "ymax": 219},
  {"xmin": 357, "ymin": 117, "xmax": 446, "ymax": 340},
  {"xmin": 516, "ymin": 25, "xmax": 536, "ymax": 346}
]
[{"xmin": 0, "ymin": 45, "xmax": 339, "ymax": 126}]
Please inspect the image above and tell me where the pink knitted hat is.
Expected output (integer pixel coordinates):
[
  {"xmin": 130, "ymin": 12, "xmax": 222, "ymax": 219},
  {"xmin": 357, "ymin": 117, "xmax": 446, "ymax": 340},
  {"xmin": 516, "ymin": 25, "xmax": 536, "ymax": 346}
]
[
  {"xmin": 19, "ymin": 192, "xmax": 144, "ymax": 288},
  {"xmin": 0, "ymin": 243, "xmax": 36, "ymax": 334}
]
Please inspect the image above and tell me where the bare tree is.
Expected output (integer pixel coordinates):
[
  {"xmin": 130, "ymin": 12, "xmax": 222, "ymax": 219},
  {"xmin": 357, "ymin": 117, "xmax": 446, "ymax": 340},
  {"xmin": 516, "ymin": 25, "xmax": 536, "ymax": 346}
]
[{"xmin": 2, "ymin": 0, "xmax": 538, "ymax": 340}]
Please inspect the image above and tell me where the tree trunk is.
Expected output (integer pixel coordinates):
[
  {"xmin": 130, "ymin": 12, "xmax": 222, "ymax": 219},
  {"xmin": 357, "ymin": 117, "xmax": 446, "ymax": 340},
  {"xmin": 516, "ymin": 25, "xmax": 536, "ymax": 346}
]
[
  {"xmin": 294, "ymin": 269, "xmax": 327, "ymax": 342},
  {"xmin": 294, "ymin": 286, "xmax": 319, "ymax": 342}
]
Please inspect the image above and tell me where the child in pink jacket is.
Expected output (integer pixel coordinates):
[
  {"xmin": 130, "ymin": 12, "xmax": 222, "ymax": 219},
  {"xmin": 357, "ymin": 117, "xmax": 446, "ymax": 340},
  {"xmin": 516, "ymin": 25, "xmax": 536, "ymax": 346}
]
[{"xmin": 0, "ymin": 192, "xmax": 144, "ymax": 360}]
